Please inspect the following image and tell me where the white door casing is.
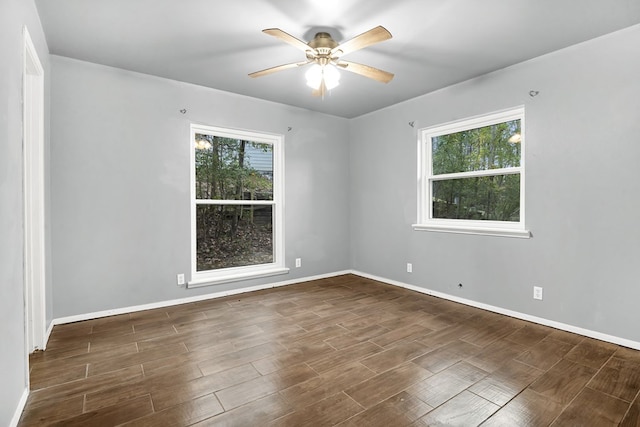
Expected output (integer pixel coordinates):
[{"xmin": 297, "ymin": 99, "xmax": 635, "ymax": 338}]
[{"xmin": 23, "ymin": 26, "xmax": 46, "ymax": 357}]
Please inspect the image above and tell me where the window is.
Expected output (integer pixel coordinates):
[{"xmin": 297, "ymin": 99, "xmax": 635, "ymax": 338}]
[
  {"xmin": 414, "ymin": 107, "xmax": 530, "ymax": 238},
  {"xmin": 189, "ymin": 124, "xmax": 287, "ymax": 287}
]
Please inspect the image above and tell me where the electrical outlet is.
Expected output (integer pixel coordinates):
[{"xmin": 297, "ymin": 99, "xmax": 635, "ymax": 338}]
[
  {"xmin": 295, "ymin": 258, "xmax": 301, "ymax": 268},
  {"xmin": 176, "ymin": 274, "xmax": 185, "ymax": 286},
  {"xmin": 533, "ymin": 286, "xmax": 543, "ymax": 300},
  {"xmin": 407, "ymin": 263, "xmax": 412, "ymax": 273}
]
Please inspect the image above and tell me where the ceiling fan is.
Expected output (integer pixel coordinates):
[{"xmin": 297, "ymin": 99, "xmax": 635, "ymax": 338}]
[{"xmin": 249, "ymin": 26, "xmax": 394, "ymax": 97}]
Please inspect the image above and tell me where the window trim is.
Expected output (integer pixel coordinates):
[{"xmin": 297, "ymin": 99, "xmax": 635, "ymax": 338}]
[
  {"xmin": 188, "ymin": 124, "xmax": 288, "ymax": 288},
  {"xmin": 413, "ymin": 107, "xmax": 530, "ymax": 238}
]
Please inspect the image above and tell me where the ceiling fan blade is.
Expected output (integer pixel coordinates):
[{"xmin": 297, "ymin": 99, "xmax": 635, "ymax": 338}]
[
  {"xmin": 249, "ymin": 61, "xmax": 310, "ymax": 78},
  {"xmin": 331, "ymin": 26, "xmax": 392, "ymax": 57},
  {"xmin": 263, "ymin": 28, "xmax": 311, "ymax": 52},
  {"xmin": 337, "ymin": 60, "xmax": 394, "ymax": 83}
]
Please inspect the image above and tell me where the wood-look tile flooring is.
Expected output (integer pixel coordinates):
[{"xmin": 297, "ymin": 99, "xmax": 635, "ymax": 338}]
[{"xmin": 19, "ymin": 274, "xmax": 640, "ymax": 426}]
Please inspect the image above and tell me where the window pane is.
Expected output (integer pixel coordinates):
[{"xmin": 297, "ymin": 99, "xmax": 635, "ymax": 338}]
[
  {"xmin": 196, "ymin": 204, "xmax": 273, "ymax": 271},
  {"xmin": 432, "ymin": 119, "xmax": 521, "ymax": 175},
  {"xmin": 194, "ymin": 135, "xmax": 273, "ymax": 201},
  {"xmin": 432, "ymin": 174, "xmax": 520, "ymax": 221}
]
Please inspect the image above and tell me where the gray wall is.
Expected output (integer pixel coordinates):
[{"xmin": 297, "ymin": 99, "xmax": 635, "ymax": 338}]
[
  {"xmin": 349, "ymin": 24, "xmax": 640, "ymax": 343},
  {"xmin": 0, "ymin": 0, "xmax": 50, "ymax": 424},
  {"xmin": 50, "ymin": 56, "xmax": 350, "ymax": 318}
]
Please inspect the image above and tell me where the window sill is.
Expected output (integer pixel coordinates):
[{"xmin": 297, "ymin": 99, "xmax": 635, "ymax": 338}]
[
  {"xmin": 412, "ymin": 223, "xmax": 531, "ymax": 239},
  {"xmin": 187, "ymin": 267, "xmax": 290, "ymax": 288}
]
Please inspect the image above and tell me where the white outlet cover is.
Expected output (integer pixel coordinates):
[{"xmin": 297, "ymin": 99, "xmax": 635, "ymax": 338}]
[{"xmin": 533, "ymin": 286, "xmax": 543, "ymax": 300}]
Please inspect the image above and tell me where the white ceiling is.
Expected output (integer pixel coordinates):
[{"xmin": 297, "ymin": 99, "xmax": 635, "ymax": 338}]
[{"xmin": 35, "ymin": 0, "xmax": 640, "ymax": 118}]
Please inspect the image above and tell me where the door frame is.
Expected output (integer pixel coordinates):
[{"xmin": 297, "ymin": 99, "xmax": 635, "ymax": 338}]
[{"xmin": 23, "ymin": 26, "xmax": 46, "ymax": 359}]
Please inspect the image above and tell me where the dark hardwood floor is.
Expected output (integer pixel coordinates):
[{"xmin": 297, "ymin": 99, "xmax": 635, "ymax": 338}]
[{"xmin": 18, "ymin": 274, "xmax": 640, "ymax": 426}]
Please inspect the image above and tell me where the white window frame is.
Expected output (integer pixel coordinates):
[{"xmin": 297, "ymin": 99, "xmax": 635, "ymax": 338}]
[
  {"xmin": 413, "ymin": 107, "xmax": 530, "ymax": 238},
  {"xmin": 188, "ymin": 124, "xmax": 288, "ymax": 288}
]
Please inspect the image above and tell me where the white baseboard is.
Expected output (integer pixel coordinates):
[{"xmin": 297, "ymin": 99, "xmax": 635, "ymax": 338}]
[
  {"xmin": 43, "ymin": 320, "xmax": 54, "ymax": 349},
  {"xmin": 52, "ymin": 270, "xmax": 352, "ymax": 326},
  {"xmin": 49, "ymin": 268, "xmax": 640, "ymax": 351},
  {"xmin": 10, "ymin": 387, "xmax": 29, "ymax": 427},
  {"xmin": 351, "ymin": 270, "xmax": 640, "ymax": 351}
]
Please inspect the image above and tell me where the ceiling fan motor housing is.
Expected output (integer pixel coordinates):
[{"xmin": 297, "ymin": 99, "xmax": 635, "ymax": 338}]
[
  {"xmin": 307, "ymin": 32, "xmax": 343, "ymax": 64},
  {"xmin": 308, "ymin": 32, "xmax": 338, "ymax": 52}
]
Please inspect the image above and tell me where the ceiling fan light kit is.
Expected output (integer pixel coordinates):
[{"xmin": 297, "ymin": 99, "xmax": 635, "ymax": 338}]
[
  {"xmin": 249, "ymin": 26, "xmax": 394, "ymax": 97},
  {"xmin": 305, "ymin": 64, "xmax": 340, "ymax": 90}
]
